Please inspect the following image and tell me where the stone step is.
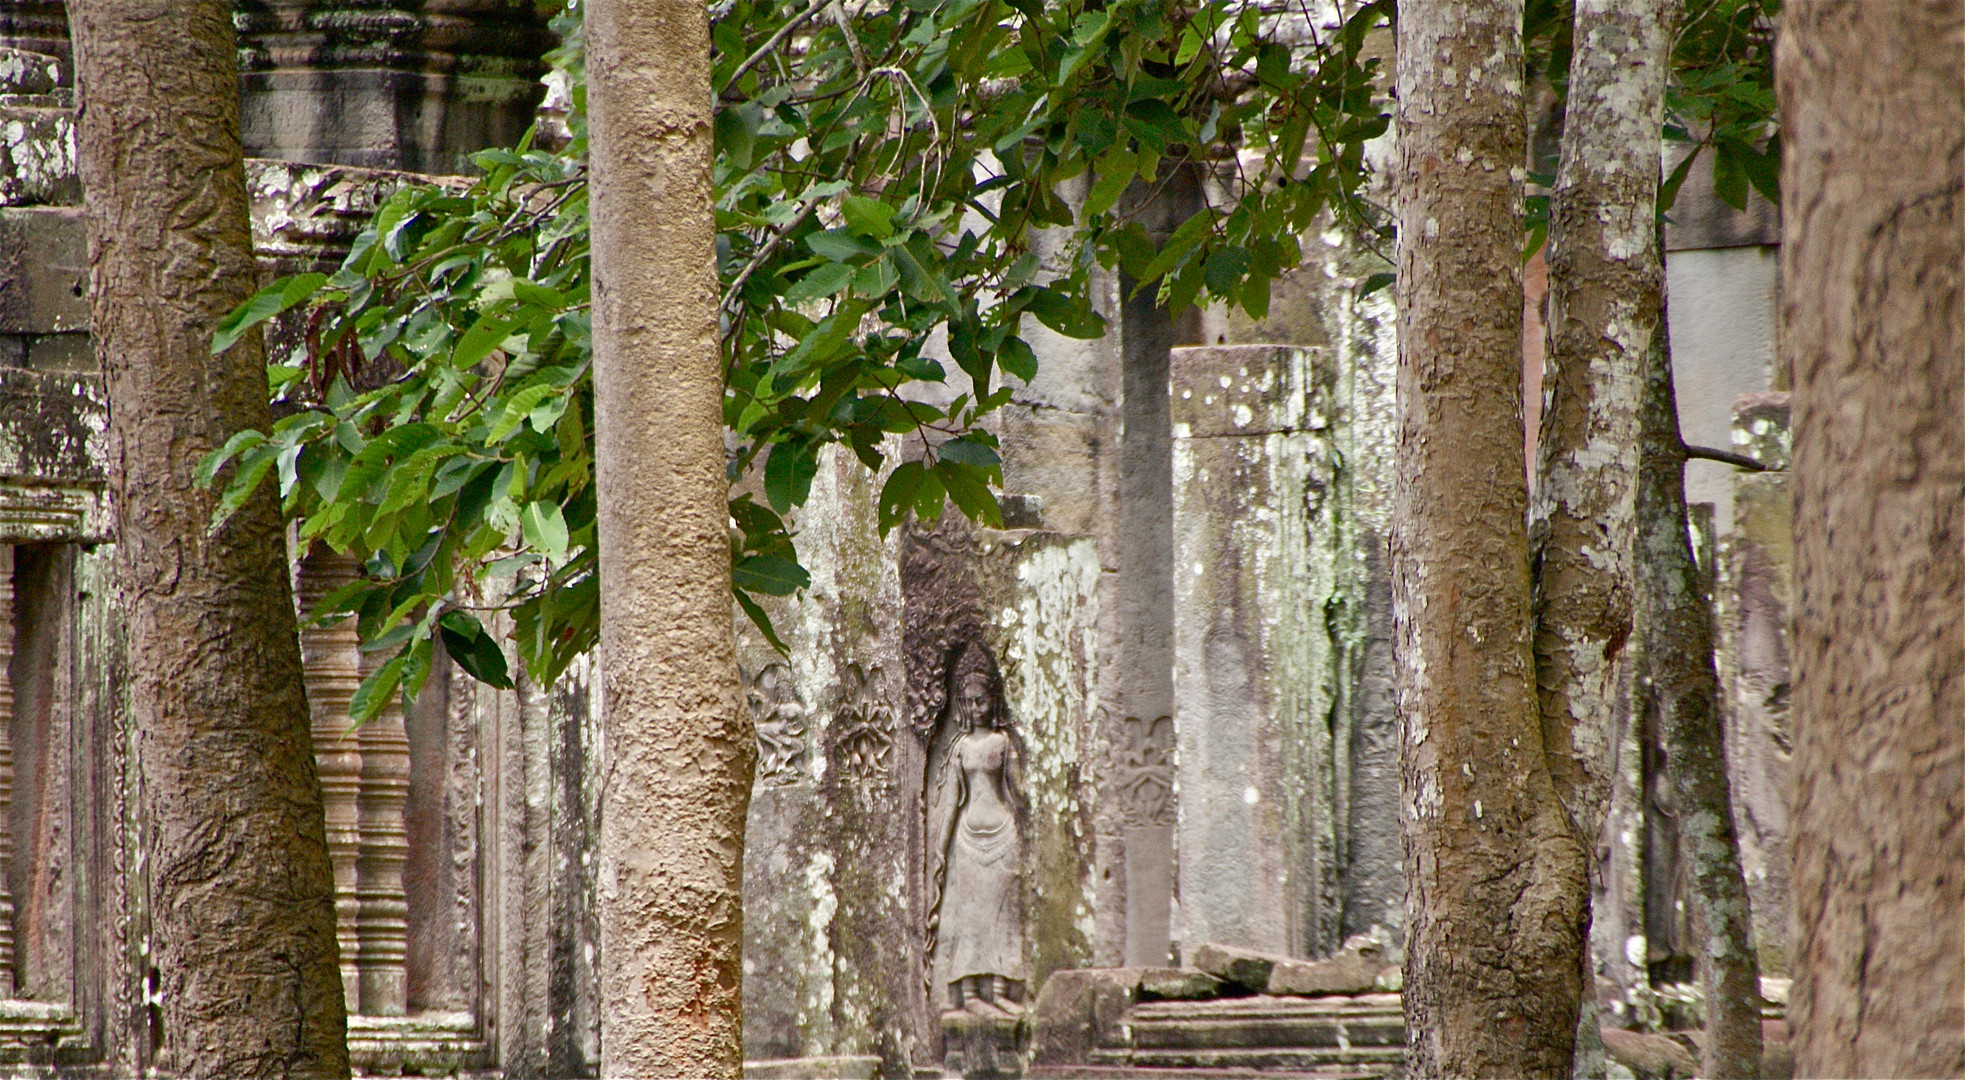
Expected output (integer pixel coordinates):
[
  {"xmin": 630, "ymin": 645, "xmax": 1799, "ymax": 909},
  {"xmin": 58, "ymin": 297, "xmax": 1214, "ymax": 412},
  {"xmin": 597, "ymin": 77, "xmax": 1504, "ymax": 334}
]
[
  {"xmin": 1089, "ymin": 1045, "xmax": 1403, "ymax": 1077},
  {"xmin": 1034, "ymin": 1064, "xmax": 1386, "ymax": 1080},
  {"xmin": 1129, "ymin": 996, "xmax": 1403, "ymax": 1054}
]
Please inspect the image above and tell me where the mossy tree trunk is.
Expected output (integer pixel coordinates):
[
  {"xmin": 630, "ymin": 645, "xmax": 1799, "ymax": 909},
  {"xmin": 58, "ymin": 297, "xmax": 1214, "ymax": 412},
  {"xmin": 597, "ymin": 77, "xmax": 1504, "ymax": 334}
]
[
  {"xmin": 1633, "ymin": 298, "xmax": 1763, "ymax": 1080},
  {"xmin": 586, "ymin": 0, "xmax": 753, "ymax": 1075},
  {"xmin": 67, "ymin": 1, "xmax": 349, "ymax": 1074}
]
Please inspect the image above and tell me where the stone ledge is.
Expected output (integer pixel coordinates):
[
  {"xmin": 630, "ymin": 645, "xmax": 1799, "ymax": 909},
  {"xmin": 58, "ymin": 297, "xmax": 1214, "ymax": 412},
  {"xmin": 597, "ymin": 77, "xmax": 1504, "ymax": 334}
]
[{"xmin": 743, "ymin": 1055, "xmax": 882, "ymax": 1080}]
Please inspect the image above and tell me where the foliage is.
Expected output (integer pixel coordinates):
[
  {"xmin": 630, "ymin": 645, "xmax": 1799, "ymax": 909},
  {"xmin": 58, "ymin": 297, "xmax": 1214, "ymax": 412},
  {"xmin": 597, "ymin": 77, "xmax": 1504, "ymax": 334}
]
[
  {"xmin": 1520, "ymin": 0, "xmax": 1780, "ymax": 260},
  {"xmin": 202, "ymin": 0, "xmax": 1396, "ymax": 716}
]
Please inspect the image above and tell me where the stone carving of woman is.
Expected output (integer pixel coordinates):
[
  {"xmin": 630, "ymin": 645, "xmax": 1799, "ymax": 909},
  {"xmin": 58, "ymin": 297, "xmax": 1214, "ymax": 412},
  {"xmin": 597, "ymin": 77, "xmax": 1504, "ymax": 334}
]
[{"xmin": 926, "ymin": 650, "xmax": 1028, "ymax": 1012}]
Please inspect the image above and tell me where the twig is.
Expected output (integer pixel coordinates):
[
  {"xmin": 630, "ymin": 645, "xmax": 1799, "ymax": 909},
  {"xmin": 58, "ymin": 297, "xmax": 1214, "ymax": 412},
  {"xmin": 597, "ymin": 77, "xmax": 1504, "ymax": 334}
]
[
  {"xmin": 1683, "ymin": 443, "xmax": 1772, "ymax": 471},
  {"xmin": 722, "ymin": 0, "xmax": 828, "ymax": 95}
]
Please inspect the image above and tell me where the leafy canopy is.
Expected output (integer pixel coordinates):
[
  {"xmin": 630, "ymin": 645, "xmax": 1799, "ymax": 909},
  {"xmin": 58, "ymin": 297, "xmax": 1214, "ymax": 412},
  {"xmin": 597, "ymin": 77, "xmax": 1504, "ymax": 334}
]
[{"xmin": 202, "ymin": 0, "xmax": 1395, "ymax": 718}]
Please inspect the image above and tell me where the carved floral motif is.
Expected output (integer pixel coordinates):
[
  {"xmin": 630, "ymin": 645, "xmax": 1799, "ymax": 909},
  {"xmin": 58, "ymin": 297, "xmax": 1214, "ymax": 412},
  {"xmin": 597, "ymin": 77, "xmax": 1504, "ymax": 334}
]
[
  {"xmin": 748, "ymin": 663, "xmax": 807, "ymax": 787},
  {"xmin": 1116, "ymin": 713, "xmax": 1176, "ymax": 828},
  {"xmin": 830, "ymin": 663, "xmax": 894, "ymax": 781}
]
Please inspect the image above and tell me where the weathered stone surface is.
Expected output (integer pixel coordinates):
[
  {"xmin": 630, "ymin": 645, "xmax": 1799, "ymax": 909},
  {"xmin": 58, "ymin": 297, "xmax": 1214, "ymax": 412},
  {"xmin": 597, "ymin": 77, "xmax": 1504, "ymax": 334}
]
[
  {"xmin": 1191, "ymin": 942, "xmax": 1288, "ymax": 993},
  {"xmin": 1265, "ymin": 936, "xmax": 1385, "ymax": 997},
  {"xmin": 1719, "ymin": 393, "xmax": 1795, "ymax": 976},
  {"xmin": 1171, "ymin": 344, "xmax": 1341, "ymax": 958},
  {"xmin": 1600, "ymin": 1026, "xmax": 1698, "ymax": 1080},
  {"xmin": 744, "ymin": 1055, "xmax": 883, "ymax": 1080},
  {"xmin": 235, "ymin": 2, "xmax": 555, "ymax": 174},
  {"xmin": 943, "ymin": 1000, "xmax": 1028, "ymax": 1079},
  {"xmin": 0, "ymin": 48, "xmax": 56, "ymax": 94},
  {"xmin": 0, "ymin": 98, "xmax": 75, "ymax": 207},
  {"xmin": 1136, "ymin": 968, "xmax": 1222, "ymax": 1001},
  {"xmin": 1028, "ymin": 968, "xmax": 1143, "ymax": 1066},
  {"xmin": 0, "ymin": 206, "xmax": 86, "ymax": 333}
]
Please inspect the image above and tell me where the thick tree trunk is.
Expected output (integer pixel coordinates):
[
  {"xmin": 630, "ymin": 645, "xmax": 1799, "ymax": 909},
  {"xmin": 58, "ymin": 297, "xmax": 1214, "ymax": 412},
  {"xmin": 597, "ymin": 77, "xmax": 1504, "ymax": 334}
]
[
  {"xmin": 586, "ymin": 1, "xmax": 752, "ymax": 1075},
  {"xmin": 1634, "ymin": 301, "xmax": 1762, "ymax": 1080},
  {"xmin": 1530, "ymin": 3, "xmax": 1677, "ymax": 1074},
  {"xmin": 67, "ymin": 2, "xmax": 349, "ymax": 1075},
  {"xmin": 1393, "ymin": 2, "xmax": 1589, "ymax": 1075},
  {"xmin": 1778, "ymin": 3, "xmax": 1964, "ymax": 1076}
]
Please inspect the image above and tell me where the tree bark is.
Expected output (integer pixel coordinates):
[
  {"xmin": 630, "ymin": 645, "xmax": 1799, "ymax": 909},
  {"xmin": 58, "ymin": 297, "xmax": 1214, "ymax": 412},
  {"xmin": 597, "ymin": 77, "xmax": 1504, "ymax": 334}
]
[
  {"xmin": 1393, "ymin": 2, "xmax": 1589, "ymax": 1075},
  {"xmin": 67, "ymin": 2, "xmax": 349, "ymax": 1075},
  {"xmin": 1530, "ymin": 3, "xmax": 1677, "ymax": 1074},
  {"xmin": 1534, "ymin": 0, "xmax": 1672, "ymax": 880},
  {"xmin": 1634, "ymin": 287, "xmax": 1762, "ymax": 1080},
  {"xmin": 586, "ymin": 1, "xmax": 752, "ymax": 1075},
  {"xmin": 1778, "ymin": 3, "xmax": 1964, "ymax": 1076}
]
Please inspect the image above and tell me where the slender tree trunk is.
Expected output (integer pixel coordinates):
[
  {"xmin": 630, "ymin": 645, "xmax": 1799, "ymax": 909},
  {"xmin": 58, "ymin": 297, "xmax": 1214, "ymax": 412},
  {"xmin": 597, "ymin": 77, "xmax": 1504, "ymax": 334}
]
[
  {"xmin": 1394, "ymin": 2, "xmax": 1589, "ymax": 1074},
  {"xmin": 1634, "ymin": 290, "xmax": 1762, "ymax": 1080},
  {"xmin": 1530, "ymin": 3, "xmax": 1676, "ymax": 1075},
  {"xmin": 1534, "ymin": 0, "xmax": 1672, "ymax": 879},
  {"xmin": 586, "ymin": 1, "xmax": 752, "ymax": 1075},
  {"xmin": 67, "ymin": 2, "xmax": 349, "ymax": 1075},
  {"xmin": 1778, "ymin": 3, "xmax": 1964, "ymax": 1076}
]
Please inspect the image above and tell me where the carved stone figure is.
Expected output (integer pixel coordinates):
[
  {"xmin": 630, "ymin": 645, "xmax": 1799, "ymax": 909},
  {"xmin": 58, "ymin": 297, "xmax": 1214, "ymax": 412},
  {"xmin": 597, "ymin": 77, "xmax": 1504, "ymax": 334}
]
[
  {"xmin": 927, "ymin": 645, "xmax": 1027, "ymax": 1012},
  {"xmin": 748, "ymin": 663, "xmax": 806, "ymax": 786}
]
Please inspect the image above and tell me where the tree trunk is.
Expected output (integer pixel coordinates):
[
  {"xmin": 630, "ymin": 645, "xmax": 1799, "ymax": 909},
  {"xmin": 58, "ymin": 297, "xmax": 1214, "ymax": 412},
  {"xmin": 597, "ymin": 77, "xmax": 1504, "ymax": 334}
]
[
  {"xmin": 1778, "ymin": 3, "xmax": 1964, "ymax": 1076},
  {"xmin": 586, "ymin": 1, "xmax": 751, "ymax": 1075},
  {"xmin": 1534, "ymin": 0, "xmax": 1672, "ymax": 879},
  {"xmin": 1634, "ymin": 282, "xmax": 1762, "ymax": 1080},
  {"xmin": 67, "ymin": 2, "xmax": 350, "ymax": 1075},
  {"xmin": 1393, "ymin": 2, "xmax": 1589, "ymax": 1075},
  {"xmin": 1530, "ymin": 3, "xmax": 1675, "ymax": 1074}
]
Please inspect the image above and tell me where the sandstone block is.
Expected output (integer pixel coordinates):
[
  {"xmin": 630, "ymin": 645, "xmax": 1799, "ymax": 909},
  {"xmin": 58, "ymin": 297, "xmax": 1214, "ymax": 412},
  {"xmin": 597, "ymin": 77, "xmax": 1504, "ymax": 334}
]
[
  {"xmin": 1136, "ymin": 968, "xmax": 1222, "ymax": 1001},
  {"xmin": 1601, "ymin": 1026, "xmax": 1698, "ymax": 1080},
  {"xmin": 1028, "ymin": 969, "xmax": 1144, "ymax": 1065},
  {"xmin": 1265, "ymin": 934, "xmax": 1388, "ymax": 996},
  {"xmin": 1191, "ymin": 942, "xmax": 1288, "ymax": 992}
]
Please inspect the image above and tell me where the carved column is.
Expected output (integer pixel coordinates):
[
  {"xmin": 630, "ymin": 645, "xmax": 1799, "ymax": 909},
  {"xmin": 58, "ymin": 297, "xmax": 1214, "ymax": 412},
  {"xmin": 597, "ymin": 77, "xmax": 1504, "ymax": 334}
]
[
  {"xmin": 355, "ymin": 647, "xmax": 411, "ymax": 1016},
  {"xmin": 0, "ymin": 545, "xmax": 15, "ymax": 998},
  {"xmin": 296, "ymin": 547, "xmax": 364, "ymax": 1009}
]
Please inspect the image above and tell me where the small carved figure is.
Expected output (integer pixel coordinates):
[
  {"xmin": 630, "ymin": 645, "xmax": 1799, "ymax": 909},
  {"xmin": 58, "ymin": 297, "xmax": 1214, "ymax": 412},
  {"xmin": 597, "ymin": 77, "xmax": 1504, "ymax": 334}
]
[
  {"xmin": 927, "ymin": 646, "xmax": 1027, "ymax": 1012},
  {"xmin": 748, "ymin": 663, "xmax": 807, "ymax": 786}
]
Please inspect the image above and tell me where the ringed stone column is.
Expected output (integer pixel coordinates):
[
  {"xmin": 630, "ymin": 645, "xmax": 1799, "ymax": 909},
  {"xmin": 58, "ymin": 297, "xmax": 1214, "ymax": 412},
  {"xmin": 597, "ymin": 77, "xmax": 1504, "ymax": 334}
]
[
  {"xmin": 356, "ymin": 646, "xmax": 411, "ymax": 1015},
  {"xmin": 296, "ymin": 546, "xmax": 364, "ymax": 1008},
  {"xmin": 0, "ymin": 545, "xmax": 14, "ymax": 997}
]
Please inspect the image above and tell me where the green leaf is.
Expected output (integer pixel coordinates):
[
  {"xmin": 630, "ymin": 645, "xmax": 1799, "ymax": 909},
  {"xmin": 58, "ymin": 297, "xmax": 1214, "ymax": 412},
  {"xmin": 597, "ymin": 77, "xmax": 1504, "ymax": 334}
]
[
  {"xmin": 212, "ymin": 273, "xmax": 328, "ymax": 354},
  {"xmin": 732, "ymin": 553, "xmax": 811, "ymax": 596},
  {"xmin": 1084, "ymin": 148, "xmax": 1139, "ymax": 218},
  {"xmin": 878, "ymin": 460, "xmax": 926, "ymax": 534},
  {"xmin": 763, "ymin": 441, "xmax": 819, "ymax": 513},
  {"xmin": 1356, "ymin": 271, "xmax": 1396, "ymax": 299},
  {"xmin": 1022, "ymin": 287, "xmax": 1105, "ymax": 339},
  {"xmin": 453, "ymin": 312, "xmax": 518, "ymax": 368},
  {"xmin": 806, "ymin": 229, "xmax": 882, "ymax": 262},
  {"xmin": 784, "ymin": 261, "xmax": 857, "ymax": 303},
  {"xmin": 735, "ymin": 590, "xmax": 790, "ymax": 654},
  {"xmin": 841, "ymin": 195, "xmax": 897, "ymax": 238},
  {"xmin": 438, "ymin": 610, "xmax": 514, "ymax": 689},
  {"xmin": 935, "ymin": 435, "xmax": 1000, "ymax": 468},
  {"xmin": 196, "ymin": 430, "xmax": 268, "ymax": 488},
  {"xmin": 520, "ymin": 500, "xmax": 570, "ymax": 561},
  {"xmin": 996, "ymin": 336, "xmax": 1037, "ymax": 383}
]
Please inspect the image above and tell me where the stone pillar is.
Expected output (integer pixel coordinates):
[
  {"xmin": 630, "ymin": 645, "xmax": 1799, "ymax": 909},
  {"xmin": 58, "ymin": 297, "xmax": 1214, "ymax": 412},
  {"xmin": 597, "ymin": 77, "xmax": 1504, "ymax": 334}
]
[
  {"xmin": 1720, "ymin": 391, "xmax": 1794, "ymax": 977},
  {"xmin": 356, "ymin": 648, "xmax": 411, "ymax": 1015},
  {"xmin": 1115, "ymin": 172, "xmax": 1201, "ymax": 969},
  {"xmin": 295, "ymin": 547, "xmax": 364, "ymax": 1009},
  {"xmin": 1170, "ymin": 344, "xmax": 1341, "ymax": 958},
  {"xmin": 0, "ymin": 544, "xmax": 15, "ymax": 998}
]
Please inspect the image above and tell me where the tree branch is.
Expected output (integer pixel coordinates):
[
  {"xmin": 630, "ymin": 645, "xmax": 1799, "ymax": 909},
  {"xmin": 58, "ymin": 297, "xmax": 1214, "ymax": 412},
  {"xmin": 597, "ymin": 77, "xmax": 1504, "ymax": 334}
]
[{"xmin": 1683, "ymin": 443, "xmax": 1772, "ymax": 471}]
